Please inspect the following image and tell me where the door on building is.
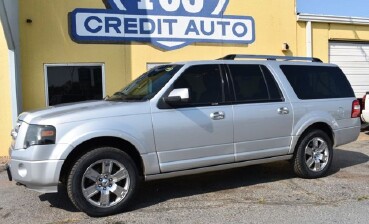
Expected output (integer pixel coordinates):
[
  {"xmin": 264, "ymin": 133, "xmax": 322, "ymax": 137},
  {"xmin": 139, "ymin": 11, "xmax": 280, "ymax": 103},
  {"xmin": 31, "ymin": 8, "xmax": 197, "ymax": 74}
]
[{"xmin": 329, "ymin": 42, "xmax": 369, "ymax": 98}]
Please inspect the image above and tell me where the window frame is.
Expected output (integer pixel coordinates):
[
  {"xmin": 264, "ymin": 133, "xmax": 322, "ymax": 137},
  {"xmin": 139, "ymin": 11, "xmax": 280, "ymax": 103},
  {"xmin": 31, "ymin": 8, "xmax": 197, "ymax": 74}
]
[
  {"xmin": 44, "ymin": 63, "xmax": 106, "ymax": 107},
  {"xmin": 226, "ymin": 64, "xmax": 284, "ymax": 104},
  {"xmin": 158, "ymin": 64, "xmax": 228, "ymax": 109}
]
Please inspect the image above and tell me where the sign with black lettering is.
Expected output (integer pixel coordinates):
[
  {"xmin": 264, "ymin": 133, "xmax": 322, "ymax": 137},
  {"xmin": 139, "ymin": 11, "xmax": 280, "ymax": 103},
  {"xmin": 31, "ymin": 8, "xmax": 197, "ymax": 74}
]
[{"xmin": 69, "ymin": 0, "xmax": 255, "ymax": 51}]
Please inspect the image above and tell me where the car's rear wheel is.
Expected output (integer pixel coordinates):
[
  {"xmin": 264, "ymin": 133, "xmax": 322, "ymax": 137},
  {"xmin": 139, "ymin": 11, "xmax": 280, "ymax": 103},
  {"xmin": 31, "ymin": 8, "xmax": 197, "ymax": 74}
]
[
  {"xmin": 293, "ymin": 129, "xmax": 333, "ymax": 179},
  {"xmin": 67, "ymin": 147, "xmax": 139, "ymax": 217}
]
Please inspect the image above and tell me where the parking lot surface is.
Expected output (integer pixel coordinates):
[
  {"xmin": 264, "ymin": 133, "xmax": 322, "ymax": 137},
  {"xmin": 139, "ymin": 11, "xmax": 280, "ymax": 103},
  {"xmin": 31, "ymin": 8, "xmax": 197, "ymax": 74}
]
[{"xmin": 1, "ymin": 133, "xmax": 369, "ymax": 224}]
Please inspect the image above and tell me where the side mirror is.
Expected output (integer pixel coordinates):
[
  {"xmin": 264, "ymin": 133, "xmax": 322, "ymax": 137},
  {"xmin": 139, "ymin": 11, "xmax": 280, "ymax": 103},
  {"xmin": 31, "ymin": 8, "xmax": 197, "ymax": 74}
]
[{"xmin": 164, "ymin": 88, "xmax": 190, "ymax": 105}]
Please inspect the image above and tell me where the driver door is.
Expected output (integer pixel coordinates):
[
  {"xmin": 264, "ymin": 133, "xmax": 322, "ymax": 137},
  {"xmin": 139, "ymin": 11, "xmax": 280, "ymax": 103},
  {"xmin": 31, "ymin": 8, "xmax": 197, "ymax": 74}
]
[{"xmin": 151, "ymin": 64, "xmax": 234, "ymax": 173}]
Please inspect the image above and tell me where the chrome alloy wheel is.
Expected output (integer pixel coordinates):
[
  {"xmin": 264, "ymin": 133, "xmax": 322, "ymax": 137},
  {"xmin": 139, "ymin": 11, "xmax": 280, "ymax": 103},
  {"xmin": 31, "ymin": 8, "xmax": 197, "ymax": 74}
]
[
  {"xmin": 304, "ymin": 137, "xmax": 329, "ymax": 172},
  {"xmin": 81, "ymin": 159, "xmax": 130, "ymax": 208}
]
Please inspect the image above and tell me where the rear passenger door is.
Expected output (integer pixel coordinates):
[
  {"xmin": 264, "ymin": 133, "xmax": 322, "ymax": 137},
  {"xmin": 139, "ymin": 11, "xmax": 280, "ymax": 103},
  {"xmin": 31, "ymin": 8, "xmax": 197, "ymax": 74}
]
[{"xmin": 228, "ymin": 64, "xmax": 294, "ymax": 162}]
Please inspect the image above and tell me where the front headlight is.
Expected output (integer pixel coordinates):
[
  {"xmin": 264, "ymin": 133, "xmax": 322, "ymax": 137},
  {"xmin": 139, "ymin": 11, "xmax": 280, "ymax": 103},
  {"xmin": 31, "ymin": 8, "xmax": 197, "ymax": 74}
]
[{"xmin": 24, "ymin": 125, "xmax": 56, "ymax": 148}]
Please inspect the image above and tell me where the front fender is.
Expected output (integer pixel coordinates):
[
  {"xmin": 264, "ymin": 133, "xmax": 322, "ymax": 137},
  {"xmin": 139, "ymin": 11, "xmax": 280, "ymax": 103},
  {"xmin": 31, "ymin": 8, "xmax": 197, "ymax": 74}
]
[
  {"xmin": 57, "ymin": 130, "xmax": 147, "ymax": 160},
  {"xmin": 51, "ymin": 115, "xmax": 156, "ymax": 160}
]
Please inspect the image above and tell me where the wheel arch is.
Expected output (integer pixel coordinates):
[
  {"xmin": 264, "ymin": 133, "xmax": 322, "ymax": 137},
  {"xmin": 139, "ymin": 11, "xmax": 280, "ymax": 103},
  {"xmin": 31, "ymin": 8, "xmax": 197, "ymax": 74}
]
[
  {"xmin": 59, "ymin": 136, "xmax": 145, "ymax": 185},
  {"xmin": 291, "ymin": 122, "xmax": 335, "ymax": 155}
]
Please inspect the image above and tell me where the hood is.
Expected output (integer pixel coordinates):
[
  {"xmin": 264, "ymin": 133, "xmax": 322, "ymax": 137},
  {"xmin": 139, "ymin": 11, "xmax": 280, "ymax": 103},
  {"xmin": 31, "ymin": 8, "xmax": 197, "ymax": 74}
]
[{"xmin": 19, "ymin": 100, "xmax": 151, "ymax": 125}]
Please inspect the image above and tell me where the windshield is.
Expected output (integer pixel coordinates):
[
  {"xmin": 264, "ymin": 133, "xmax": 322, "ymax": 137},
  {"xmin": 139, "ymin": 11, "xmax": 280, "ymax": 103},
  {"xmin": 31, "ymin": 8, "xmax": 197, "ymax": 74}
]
[{"xmin": 107, "ymin": 64, "xmax": 183, "ymax": 102}]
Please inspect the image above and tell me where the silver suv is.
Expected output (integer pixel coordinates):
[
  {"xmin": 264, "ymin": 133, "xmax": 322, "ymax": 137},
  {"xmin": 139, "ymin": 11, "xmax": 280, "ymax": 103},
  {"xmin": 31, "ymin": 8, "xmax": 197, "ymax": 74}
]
[{"xmin": 6, "ymin": 55, "xmax": 361, "ymax": 216}]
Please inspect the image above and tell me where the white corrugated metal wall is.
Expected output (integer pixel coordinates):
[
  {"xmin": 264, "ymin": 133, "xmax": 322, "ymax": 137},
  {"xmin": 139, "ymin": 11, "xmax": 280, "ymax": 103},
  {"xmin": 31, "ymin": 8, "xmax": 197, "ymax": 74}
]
[{"xmin": 329, "ymin": 42, "xmax": 369, "ymax": 98}]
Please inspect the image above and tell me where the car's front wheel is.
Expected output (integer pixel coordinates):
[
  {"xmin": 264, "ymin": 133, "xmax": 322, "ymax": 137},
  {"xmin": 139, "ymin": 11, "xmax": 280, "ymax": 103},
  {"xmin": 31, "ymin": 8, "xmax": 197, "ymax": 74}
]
[
  {"xmin": 292, "ymin": 129, "xmax": 333, "ymax": 179},
  {"xmin": 67, "ymin": 147, "xmax": 139, "ymax": 217}
]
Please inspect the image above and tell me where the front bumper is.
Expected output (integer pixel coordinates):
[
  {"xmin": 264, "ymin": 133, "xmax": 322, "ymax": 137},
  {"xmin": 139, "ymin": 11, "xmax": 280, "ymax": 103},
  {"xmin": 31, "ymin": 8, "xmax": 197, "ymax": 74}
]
[{"xmin": 8, "ymin": 159, "xmax": 64, "ymax": 193}]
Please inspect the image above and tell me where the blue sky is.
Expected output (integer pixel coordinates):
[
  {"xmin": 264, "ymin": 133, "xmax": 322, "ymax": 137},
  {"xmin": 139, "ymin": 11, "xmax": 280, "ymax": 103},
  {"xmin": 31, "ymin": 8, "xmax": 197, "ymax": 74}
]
[{"xmin": 297, "ymin": 0, "xmax": 369, "ymax": 18}]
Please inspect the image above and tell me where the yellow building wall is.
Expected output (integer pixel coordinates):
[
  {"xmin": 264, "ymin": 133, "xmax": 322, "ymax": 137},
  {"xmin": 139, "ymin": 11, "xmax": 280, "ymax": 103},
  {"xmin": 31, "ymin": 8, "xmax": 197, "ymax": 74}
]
[
  {"xmin": 128, "ymin": 0, "xmax": 301, "ymax": 77},
  {"xmin": 20, "ymin": 0, "xmax": 300, "ymax": 111},
  {"xmin": 0, "ymin": 21, "xmax": 13, "ymax": 158},
  {"xmin": 296, "ymin": 22, "xmax": 369, "ymax": 62},
  {"xmin": 19, "ymin": 0, "xmax": 132, "ymax": 111}
]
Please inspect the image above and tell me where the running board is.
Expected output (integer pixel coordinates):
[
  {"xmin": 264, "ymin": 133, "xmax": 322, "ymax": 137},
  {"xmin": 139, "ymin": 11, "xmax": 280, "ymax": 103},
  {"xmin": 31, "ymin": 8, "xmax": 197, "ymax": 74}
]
[{"xmin": 145, "ymin": 155, "xmax": 293, "ymax": 181}]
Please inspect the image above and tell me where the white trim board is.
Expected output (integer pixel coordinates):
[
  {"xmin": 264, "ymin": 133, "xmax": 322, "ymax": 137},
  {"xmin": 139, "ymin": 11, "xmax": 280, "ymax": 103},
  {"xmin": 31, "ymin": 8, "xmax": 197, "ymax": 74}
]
[{"xmin": 297, "ymin": 13, "xmax": 369, "ymax": 25}]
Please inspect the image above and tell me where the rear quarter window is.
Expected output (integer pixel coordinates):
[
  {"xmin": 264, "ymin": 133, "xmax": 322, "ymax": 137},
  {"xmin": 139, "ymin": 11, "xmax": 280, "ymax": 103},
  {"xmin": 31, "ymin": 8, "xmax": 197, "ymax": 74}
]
[{"xmin": 280, "ymin": 65, "xmax": 355, "ymax": 99}]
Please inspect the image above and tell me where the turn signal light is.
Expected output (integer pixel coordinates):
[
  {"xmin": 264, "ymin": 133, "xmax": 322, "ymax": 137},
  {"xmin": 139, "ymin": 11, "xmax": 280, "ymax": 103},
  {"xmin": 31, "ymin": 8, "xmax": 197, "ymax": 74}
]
[{"xmin": 41, "ymin": 130, "xmax": 55, "ymax": 137}]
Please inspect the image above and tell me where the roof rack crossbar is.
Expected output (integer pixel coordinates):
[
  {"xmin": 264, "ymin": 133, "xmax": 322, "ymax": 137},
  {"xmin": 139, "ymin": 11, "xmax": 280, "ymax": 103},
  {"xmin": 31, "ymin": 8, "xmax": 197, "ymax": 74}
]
[{"xmin": 218, "ymin": 54, "xmax": 322, "ymax": 63}]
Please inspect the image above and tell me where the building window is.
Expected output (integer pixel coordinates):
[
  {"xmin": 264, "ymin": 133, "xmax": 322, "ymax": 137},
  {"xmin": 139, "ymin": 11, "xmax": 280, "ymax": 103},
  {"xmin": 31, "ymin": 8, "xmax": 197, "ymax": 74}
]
[{"xmin": 45, "ymin": 64, "xmax": 105, "ymax": 106}]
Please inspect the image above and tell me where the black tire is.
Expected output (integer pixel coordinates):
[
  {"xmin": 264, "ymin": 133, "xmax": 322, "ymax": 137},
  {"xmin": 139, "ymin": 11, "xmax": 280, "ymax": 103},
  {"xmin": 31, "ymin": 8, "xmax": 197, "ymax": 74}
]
[
  {"xmin": 67, "ymin": 147, "xmax": 139, "ymax": 217},
  {"xmin": 292, "ymin": 129, "xmax": 333, "ymax": 179}
]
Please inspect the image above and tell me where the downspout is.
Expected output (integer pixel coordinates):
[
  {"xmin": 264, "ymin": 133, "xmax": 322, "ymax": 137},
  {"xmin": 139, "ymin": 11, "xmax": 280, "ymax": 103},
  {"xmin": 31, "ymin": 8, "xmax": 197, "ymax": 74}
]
[
  {"xmin": 306, "ymin": 21, "xmax": 312, "ymax": 57},
  {"xmin": 0, "ymin": 0, "xmax": 21, "ymax": 125}
]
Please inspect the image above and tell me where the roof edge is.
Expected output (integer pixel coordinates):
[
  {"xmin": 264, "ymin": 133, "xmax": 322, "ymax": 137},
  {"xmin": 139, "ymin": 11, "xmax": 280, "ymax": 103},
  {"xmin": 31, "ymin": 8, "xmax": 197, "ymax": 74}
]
[{"xmin": 297, "ymin": 13, "xmax": 369, "ymax": 25}]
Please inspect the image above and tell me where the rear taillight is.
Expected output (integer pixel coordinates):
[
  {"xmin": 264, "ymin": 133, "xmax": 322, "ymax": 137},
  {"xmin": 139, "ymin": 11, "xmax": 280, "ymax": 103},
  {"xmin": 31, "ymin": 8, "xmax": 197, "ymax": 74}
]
[
  {"xmin": 362, "ymin": 94, "xmax": 366, "ymax": 110},
  {"xmin": 352, "ymin": 100, "xmax": 361, "ymax": 118}
]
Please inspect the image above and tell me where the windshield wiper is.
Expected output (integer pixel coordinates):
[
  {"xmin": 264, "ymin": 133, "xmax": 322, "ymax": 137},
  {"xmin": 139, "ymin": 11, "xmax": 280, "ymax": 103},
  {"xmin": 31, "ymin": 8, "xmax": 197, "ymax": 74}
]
[
  {"xmin": 106, "ymin": 92, "xmax": 146, "ymax": 102},
  {"xmin": 113, "ymin": 92, "xmax": 126, "ymax": 97}
]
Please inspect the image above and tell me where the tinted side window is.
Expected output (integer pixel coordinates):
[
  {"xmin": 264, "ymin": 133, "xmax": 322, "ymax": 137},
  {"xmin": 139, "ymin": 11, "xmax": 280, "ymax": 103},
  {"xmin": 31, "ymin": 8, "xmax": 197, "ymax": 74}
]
[
  {"xmin": 173, "ymin": 64, "xmax": 223, "ymax": 105},
  {"xmin": 228, "ymin": 64, "xmax": 283, "ymax": 102},
  {"xmin": 280, "ymin": 65, "xmax": 355, "ymax": 99}
]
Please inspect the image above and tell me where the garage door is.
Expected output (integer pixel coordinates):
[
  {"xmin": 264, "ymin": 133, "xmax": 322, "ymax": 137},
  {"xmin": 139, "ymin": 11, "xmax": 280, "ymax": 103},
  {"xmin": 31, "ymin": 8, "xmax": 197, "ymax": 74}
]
[{"xmin": 329, "ymin": 42, "xmax": 369, "ymax": 98}]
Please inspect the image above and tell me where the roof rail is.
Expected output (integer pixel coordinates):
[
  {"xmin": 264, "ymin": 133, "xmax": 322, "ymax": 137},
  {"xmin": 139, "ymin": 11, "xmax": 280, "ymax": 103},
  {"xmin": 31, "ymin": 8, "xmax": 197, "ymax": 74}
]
[{"xmin": 218, "ymin": 54, "xmax": 323, "ymax": 63}]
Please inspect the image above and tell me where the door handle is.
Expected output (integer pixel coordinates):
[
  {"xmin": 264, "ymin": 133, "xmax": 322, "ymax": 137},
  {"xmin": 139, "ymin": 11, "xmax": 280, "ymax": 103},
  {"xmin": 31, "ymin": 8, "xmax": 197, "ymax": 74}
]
[
  {"xmin": 210, "ymin": 111, "xmax": 225, "ymax": 120},
  {"xmin": 277, "ymin": 107, "xmax": 289, "ymax": 115}
]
